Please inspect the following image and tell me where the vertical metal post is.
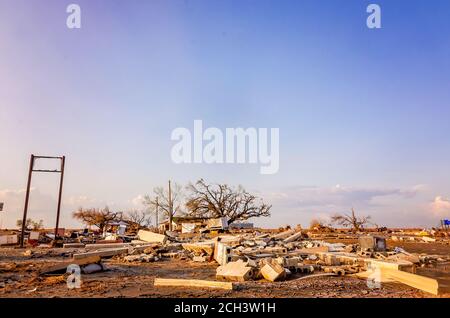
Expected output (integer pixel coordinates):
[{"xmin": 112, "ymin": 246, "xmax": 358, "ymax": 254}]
[
  {"xmin": 55, "ymin": 156, "xmax": 66, "ymax": 238},
  {"xmin": 20, "ymin": 154, "xmax": 34, "ymax": 248},
  {"xmin": 168, "ymin": 180, "xmax": 172, "ymax": 231}
]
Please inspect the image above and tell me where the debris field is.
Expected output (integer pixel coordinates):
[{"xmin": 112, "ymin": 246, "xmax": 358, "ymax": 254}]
[{"xmin": 1, "ymin": 225, "xmax": 449, "ymax": 298}]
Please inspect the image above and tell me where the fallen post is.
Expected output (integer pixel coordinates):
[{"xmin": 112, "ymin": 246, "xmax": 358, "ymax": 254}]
[
  {"xmin": 154, "ymin": 278, "xmax": 234, "ymax": 290},
  {"xmin": 40, "ymin": 255, "xmax": 101, "ymax": 275},
  {"xmin": 72, "ymin": 247, "xmax": 129, "ymax": 260}
]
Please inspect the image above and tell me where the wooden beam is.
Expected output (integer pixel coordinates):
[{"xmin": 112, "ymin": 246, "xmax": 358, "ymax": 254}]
[
  {"xmin": 40, "ymin": 255, "xmax": 101, "ymax": 275},
  {"xmin": 72, "ymin": 247, "xmax": 129, "ymax": 260},
  {"xmin": 63, "ymin": 243, "xmax": 85, "ymax": 248},
  {"xmin": 380, "ymin": 268, "xmax": 440, "ymax": 295},
  {"xmin": 84, "ymin": 243, "xmax": 131, "ymax": 250},
  {"xmin": 154, "ymin": 278, "xmax": 234, "ymax": 290}
]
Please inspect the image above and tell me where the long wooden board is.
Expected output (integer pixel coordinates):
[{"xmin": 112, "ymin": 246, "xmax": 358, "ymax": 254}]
[
  {"xmin": 381, "ymin": 268, "xmax": 440, "ymax": 295},
  {"xmin": 154, "ymin": 278, "xmax": 234, "ymax": 290},
  {"xmin": 72, "ymin": 247, "xmax": 129, "ymax": 260},
  {"xmin": 40, "ymin": 255, "xmax": 101, "ymax": 275}
]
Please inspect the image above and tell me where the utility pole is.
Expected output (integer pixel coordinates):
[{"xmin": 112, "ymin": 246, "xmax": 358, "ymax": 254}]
[
  {"xmin": 0, "ymin": 202, "xmax": 4, "ymax": 230},
  {"xmin": 168, "ymin": 180, "xmax": 172, "ymax": 231}
]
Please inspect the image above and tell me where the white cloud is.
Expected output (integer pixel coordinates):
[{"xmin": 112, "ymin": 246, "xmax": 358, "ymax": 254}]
[
  {"xmin": 0, "ymin": 188, "xmax": 59, "ymax": 228},
  {"xmin": 130, "ymin": 194, "xmax": 145, "ymax": 207},
  {"xmin": 431, "ymin": 196, "xmax": 450, "ymax": 217},
  {"xmin": 64, "ymin": 195, "xmax": 100, "ymax": 206},
  {"xmin": 265, "ymin": 184, "xmax": 421, "ymax": 209},
  {"xmin": 256, "ymin": 184, "xmax": 434, "ymax": 228}
]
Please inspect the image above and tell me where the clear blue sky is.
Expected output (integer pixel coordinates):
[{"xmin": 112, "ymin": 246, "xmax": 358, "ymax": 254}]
[{"xmin": 1, "ymin": 0, "xmax": 449, "ymax": 229}]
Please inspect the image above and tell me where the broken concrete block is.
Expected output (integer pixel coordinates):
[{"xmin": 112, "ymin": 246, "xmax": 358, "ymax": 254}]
[
  {"xmin": 0, "ymin": 234, "xmax": 18, "ymax": 246},
  {"xmin": 359, "ymin": 235, "xmax": 386, "ymax": 251},
  {"xmin": 263, "ymin": 247, "xmax": 287, "ymax": 254},
  {"xmin": 82, "ymin": 263, "xmax": 104, "ymax": 274},
  {"xmin": 206, "ymin": 217, "xmax": 229, "ymax": 230},
  {"xmin": 272, "ymin": 229, "xmax": 295, "ymax": 240},
  {"xmin": 216, "ymin": 259, "xmax": 254, "ymax": 282},
  {"xmin": 283, "ymin": 231, "xmax": 303, "ymax": 243},
  {"xmin": 182, "ymin": 242, "xmax": 215, "ymax": 255},
  {"xmin": 228, "ymin": 254, "xmax": 247, "ymax": 262},
  {"xmin": 137, "ymin": 230, "xmax": 167, "ymax": 244},
  {"xmin": 193, "ymin": 256, "xmax": 208, "ymax": 262},
  {"xmin": 214, "ymin": 241, "xmax": 231, "ymax": 265},
  {"xmin": 29, "ymin": 231, "xmax": 40, "ymax": 240},
  {"xmin": 260, "ymin": 262, "xmax": 286, "ymax": 282},
  {"xmin": 295, "ymin": 265, "xmax": 315, "ymax": 274},
  {"xmin": 23, "ymin": 250, "xmax": 33, "ymax": 257},
  {"xmin": 124, "ymin": 255, "xmax": 142, "ymax": 262},
  {"xmin": 324, "ymin": 254, "xmax": 341, "ymax": 266},
  {"xmin": 284, "ymin": 257, "xmax": 301, "ymax": 267}
]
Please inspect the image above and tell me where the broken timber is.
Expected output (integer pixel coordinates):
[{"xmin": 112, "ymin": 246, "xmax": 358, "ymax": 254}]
[
  {"xmin": 381, "ymin": 268, "xmax": 447, "ymax": 295},
  {"xmin": 72, "ymin": 247, "xmax": 129, "ymax": 260},
  {"xmin": 40, "ymin": 255, "xmax": 101, "ymax": 275},
  {"xmin": 154, "ymin": 278, "xmax": 234, "ymax": 290},
  {"xmin": 84, "ymin": 243, "xmax": 132, "ymax": 250}
]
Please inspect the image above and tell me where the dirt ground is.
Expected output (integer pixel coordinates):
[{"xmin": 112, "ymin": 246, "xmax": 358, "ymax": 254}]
[{"xmin": 1, "ymin": 241, "xmax": 449, "ymax": 298}]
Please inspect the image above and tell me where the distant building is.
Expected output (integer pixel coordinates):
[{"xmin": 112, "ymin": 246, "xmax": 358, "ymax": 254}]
[{"xmin": 229, "ymin": 222, "xmax": 254, "ymax": 229}]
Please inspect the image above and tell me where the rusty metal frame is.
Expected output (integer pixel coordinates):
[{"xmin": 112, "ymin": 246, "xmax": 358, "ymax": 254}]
[{"xmin": 20, "ymin": 154, "xmax": 66, "ymax": 247}]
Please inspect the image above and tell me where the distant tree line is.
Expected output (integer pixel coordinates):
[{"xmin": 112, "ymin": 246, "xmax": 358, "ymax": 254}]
[{"xmin": 72, "ymin": 179, "xmax": 272, "ymax": 231}]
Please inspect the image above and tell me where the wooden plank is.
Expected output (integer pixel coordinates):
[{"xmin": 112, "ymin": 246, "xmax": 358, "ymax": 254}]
[
  {"xmin": 72, "ymin": 247, "xmax": 129, "ymax": 260},
  {"xmin": 354, "ymin": 270, "xmax": 396, "ymax": 283},
  {"xmin": 380, "ymin": 268, "xmax": 440, "ymax": 295},
  {"xmin": 63, "ymin": 243, "xmax": 85, "ymax": 248},
  {"xmin": 40, "ymin": 255, "xmax": 101, "ymax": 275},
  {"xmin": 154, "ymin": 278, "xmax": 234, "ymax": 290},
  {"xmin": 84, "ymin": 243, "xmax": 132, "ymax": 250},
  {"xmin": 294, "ymin": 246, "xmax": 329, "ymax": 254}
]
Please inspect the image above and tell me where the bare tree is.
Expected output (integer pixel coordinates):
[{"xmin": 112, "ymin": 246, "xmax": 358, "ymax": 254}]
[
  {"xmin": 185, "ymin": 179, "xmax": 271, "ymax": 224},
  {"xmin": 331, "ymin": 208, "xmax": 371, "ymax": 232},
  {"xmin": 126, "ymin": 210, "xmax": 152, "ymax": 229},
  {"xmin": 142, "ymin": 181, "xmax": 184, "ymax": 223},
  {"xmin": 72, "ymin": 206, "xmax": 123, "ymax": 232},
  {"xmin": 16, "ymin": 219, "xmax": 44, "ymax": 231}
]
